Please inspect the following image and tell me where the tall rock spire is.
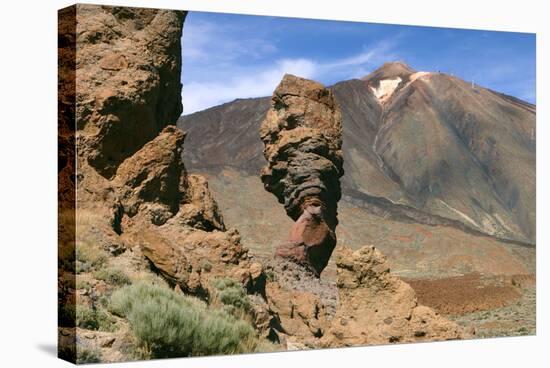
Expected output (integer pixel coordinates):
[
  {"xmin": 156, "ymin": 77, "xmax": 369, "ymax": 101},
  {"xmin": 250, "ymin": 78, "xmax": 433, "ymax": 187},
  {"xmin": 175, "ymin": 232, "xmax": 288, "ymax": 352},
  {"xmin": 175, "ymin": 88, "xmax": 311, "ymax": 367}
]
[{"xmin": 260, "ymin": 74, "xmax": 344, "ymax": 275}]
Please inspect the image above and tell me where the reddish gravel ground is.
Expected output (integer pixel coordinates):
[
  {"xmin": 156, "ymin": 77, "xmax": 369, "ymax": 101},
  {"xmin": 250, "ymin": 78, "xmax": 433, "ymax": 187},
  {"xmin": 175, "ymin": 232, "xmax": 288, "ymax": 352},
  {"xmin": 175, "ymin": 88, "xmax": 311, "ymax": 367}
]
[{"xmin": 402, "ymin": 273, "xmax": 534, "ymax": 316}]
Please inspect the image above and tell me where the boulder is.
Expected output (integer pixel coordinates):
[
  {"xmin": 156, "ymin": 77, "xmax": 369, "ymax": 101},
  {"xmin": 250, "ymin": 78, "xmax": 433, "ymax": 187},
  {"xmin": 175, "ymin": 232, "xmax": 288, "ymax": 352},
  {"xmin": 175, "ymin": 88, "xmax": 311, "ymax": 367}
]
[
  {"xmin": 266, "ymin": 281, "xmax": 328, "ymax": 340},
  {"xmin": 126, "ymin": 222, "xmax": 250, "ymax": 296},
  {"xmin": 113, "ymin": 126, "xmax": 185, "ymax": 225},
  {"xmin": 321, "ymin": 245, "xmax": 465, "ymax": 347},
  {"xmin": 176, "ymin": 174, "xmax": 226, "ymax": 231}
]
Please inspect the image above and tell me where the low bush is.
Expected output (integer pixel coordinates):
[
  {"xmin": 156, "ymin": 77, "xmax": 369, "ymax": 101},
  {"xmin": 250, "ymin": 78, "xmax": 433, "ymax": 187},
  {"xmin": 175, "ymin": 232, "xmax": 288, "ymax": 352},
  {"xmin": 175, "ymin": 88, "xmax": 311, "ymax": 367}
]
[
  {"xmin": 94, "ymin": 267, "xmax": 131, "ymax": 286},
  {"xmin": 212, "ymin": 277, "xmax": 251, "ymax": 314},
  {"xmin": 109, "ymin": 282, "xmax": 258, "ymax": 358},
  {"xmin": 76, "ymin": 346, "xmax": 101, "ymax": 364},
  {"xmin": 200, "ymin": 260, "xmax": 213, "ymax": 272},
  {"xmin": 76, "ymin": 279, "xmax": 92, "ymax": 292},
  {"xmin": 265, "ymin": 269, "xmax": 277, "ymax": 282},
  {"xmin": 129, "ymin": 271, "xmax": 170, "ymax": 288},
  {"xmin": 75, "ymin": 243, "xmax": 107, "ymax": 274},
  {"xmin": 76, "ymin": 305, "xmax": 117, "ymax": 332}
]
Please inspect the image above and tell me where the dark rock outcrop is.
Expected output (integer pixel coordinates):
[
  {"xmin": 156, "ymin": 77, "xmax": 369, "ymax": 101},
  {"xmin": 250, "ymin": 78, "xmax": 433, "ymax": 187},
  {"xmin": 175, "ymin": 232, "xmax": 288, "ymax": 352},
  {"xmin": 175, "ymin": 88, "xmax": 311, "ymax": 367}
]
[{"xmin": 260, "ymin": 74, "xmax": 344, "ymax": 275}]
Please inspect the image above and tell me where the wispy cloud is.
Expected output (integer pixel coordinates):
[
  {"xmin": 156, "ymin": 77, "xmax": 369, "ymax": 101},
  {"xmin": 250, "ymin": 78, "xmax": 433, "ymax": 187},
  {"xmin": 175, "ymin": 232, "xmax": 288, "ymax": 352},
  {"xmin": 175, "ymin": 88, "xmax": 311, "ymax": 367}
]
[
  {"xmin": 181, "ymin": 18, "xmax": 400, "ymax": 114},
  {"xmin": 183, "ymin": 58, "xmax": 317, "ymax": 114},
  {"xmin": 182, "ymin": 19, "xmax": 278, "ymax": 64},
  {"xmin": 181, "ymin": 13, "xmax": 535, "ymax": 113},
  {"xmin": 317, "ymin": 39, "xmax": 400, "ymax": 81}
]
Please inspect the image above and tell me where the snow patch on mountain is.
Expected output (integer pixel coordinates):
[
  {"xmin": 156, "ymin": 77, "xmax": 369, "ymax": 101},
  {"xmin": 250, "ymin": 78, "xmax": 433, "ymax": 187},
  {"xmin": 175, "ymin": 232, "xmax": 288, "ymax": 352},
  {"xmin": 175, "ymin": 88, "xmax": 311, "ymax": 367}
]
[{"xmin": 369, "ymin": 77, "xmax": 402, "ymax": 103}]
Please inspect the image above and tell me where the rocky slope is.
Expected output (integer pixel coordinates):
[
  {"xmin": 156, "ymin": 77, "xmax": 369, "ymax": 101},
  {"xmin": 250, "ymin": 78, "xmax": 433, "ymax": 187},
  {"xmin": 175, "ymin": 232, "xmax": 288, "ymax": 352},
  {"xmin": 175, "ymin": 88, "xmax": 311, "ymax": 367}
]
[{"xmin": 179, "ymin": 62, "xmax": 536, "ymax": 245}]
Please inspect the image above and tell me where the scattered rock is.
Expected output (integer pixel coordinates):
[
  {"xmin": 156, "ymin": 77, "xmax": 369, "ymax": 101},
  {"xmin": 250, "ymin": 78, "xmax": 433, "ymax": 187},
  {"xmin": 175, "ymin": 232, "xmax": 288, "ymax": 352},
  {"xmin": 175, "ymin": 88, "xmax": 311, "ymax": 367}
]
[{"xmin": 265, "ymin": 258, "xmax": 338, "ymax": 316}]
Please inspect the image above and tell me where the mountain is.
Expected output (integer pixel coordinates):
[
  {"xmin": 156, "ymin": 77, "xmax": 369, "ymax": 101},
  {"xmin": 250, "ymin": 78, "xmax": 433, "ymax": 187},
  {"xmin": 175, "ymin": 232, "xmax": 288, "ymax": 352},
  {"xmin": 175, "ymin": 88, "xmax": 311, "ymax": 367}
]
[{"xmin": 178, "ymin": 62, "xmax": 535, "ymax": 276}]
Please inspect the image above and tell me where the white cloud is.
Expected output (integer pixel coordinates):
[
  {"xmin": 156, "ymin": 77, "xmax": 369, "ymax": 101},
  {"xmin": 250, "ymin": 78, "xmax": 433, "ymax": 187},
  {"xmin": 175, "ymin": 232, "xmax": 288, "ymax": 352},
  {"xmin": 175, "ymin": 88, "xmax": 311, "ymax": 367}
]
[
  {"xmin": 180, "ymin": 17, "xmax": 400, "ymax": 114},
  {"xmin": 323, "ymin": 41, "xmax": 395, "ymax": 69},
  {"xmin": 183, "ymin": 58, "xmax": 317, "ymax": 114}
]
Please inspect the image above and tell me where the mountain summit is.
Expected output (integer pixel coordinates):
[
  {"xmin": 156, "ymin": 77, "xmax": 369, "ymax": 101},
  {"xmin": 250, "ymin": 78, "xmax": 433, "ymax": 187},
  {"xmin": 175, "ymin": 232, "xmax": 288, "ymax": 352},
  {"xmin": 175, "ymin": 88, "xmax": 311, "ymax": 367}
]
[
  {"xmin": 362, "ymin": 61, "xmax": 422, "ymax": 103},
  {"xmin": 178, "ymin": 62, "xmax": 535, "ymax": 247},
  {"xmin": 362, "ymin": 61, "xmax": 417, "ymax": 83}
]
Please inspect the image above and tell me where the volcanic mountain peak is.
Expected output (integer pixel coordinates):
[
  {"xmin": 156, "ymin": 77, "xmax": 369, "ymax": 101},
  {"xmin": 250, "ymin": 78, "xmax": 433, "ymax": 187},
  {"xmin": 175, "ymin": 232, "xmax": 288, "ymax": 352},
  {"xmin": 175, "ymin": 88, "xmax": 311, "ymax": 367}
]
[
  {"xmin": 179, "ymin": 60, "xmax": 535, "ymax": 245},
  {"xmin": 363, "ymin": 61, "xmax": 416, "ymax": 83},
  {"xmin": 362, "ymin": 61, "xmax": 430, "ymax": 103}
]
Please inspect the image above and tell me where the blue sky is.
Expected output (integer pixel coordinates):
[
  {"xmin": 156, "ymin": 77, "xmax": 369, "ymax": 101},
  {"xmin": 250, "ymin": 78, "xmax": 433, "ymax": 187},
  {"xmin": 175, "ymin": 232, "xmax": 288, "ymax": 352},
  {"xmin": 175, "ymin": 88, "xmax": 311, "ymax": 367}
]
[{"xmin": 181, "ymin": 11, "xmax": 536, "ymax": 114}]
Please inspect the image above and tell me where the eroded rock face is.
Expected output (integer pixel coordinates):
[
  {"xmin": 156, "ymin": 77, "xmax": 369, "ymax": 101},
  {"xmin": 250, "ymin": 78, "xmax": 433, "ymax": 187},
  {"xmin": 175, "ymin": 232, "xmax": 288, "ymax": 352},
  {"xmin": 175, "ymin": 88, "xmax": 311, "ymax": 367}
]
[
  {"xmin": 321, "ymin": 245, "xmax": 465, "ymax": 347},
  {"xmin": 124, "ymin": 225, "xmax": 249, "ymax": 296},
  {"xmin": 113, "ymin": 126, "xmax": 186, "ymax": 224},
  {"xmin": 71, "ymin": 4, "xmax": 246, "ymax": 300},
  {"xmin": 260, "ymin": 74, "xmax": 344, "ymax": 275},
  {"xmin": 176, "ymin": 174, "xmax": 226, "ymax": 231},
  {"xmin": 75, "ymin": 4, "xmax": 186, "ymax": 178},
  {"xmin": 63, "ymin": 5, "xmax": 280, "ymax": 362}
]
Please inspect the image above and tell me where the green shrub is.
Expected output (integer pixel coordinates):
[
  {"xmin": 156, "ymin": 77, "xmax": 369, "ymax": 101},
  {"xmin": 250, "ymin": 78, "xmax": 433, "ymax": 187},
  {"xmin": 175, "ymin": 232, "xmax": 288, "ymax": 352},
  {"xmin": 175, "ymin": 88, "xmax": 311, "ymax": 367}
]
[
  {"xmin": 212, "ymin": 278, "xmax": 251, "ymax": 313},
  {"xmin": 191, "ymin": 309, "xmax": 257, "ymax": 356},
  {"xmin": 129, "ymin": 271, "xmax": 170, "ymax": 288},
  {"xmin": 76, "ymin": 346, "xmax": 101, "ymax": 364},
  {"xmin": 76, "ymin": 279, "xmax": 92, "ymax": 292},
  {"xmin": 75, "ymin": 243, "xmax": 107, "ymax": 274},
  {"xmin": 76, "ymin": 305, "xmax": 117, "ymax": 332},
  {"xmin": 98, "ymin": 295, "xmax": 109, "ymax": 308},
  {"xmin": 265, "ymin": 269, "xmax": 277, "ymax": 282},
  {"xmin": 109, "ymin": 282, "xmax": 258, "ymax": 358},
  {"xmin": 94, "ymin": 267, "xmax": 131, "ymax": 286},
  {"xmin": 200, "ymin": 260, "xmax": 213, "ymax": 272}
]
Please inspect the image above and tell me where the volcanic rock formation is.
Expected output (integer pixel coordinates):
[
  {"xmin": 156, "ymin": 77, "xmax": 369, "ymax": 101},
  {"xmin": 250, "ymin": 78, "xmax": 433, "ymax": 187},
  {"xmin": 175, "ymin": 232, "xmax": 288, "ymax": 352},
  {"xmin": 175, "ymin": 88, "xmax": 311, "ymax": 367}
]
[
  {"xmin": 180, "ymin": 61, "xmax": 536, "ymax": 247},
  {"xmin": 260, "ymin": 74, "xmax": 344, "ymax": 275},
  {"xmin": 75, "ymin": 4, "xmax": 186, "ymax": 178},
  {"xmin": 321, "ymin": 245, "xmax": 464, "ymax": 347},
  {"xmin": 59, "ymin": 6, "xmax": 273, "ymax": 361},
  {"xmin": 68, "ymin": 4, "xmax": 266, "ymax": 299}
]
